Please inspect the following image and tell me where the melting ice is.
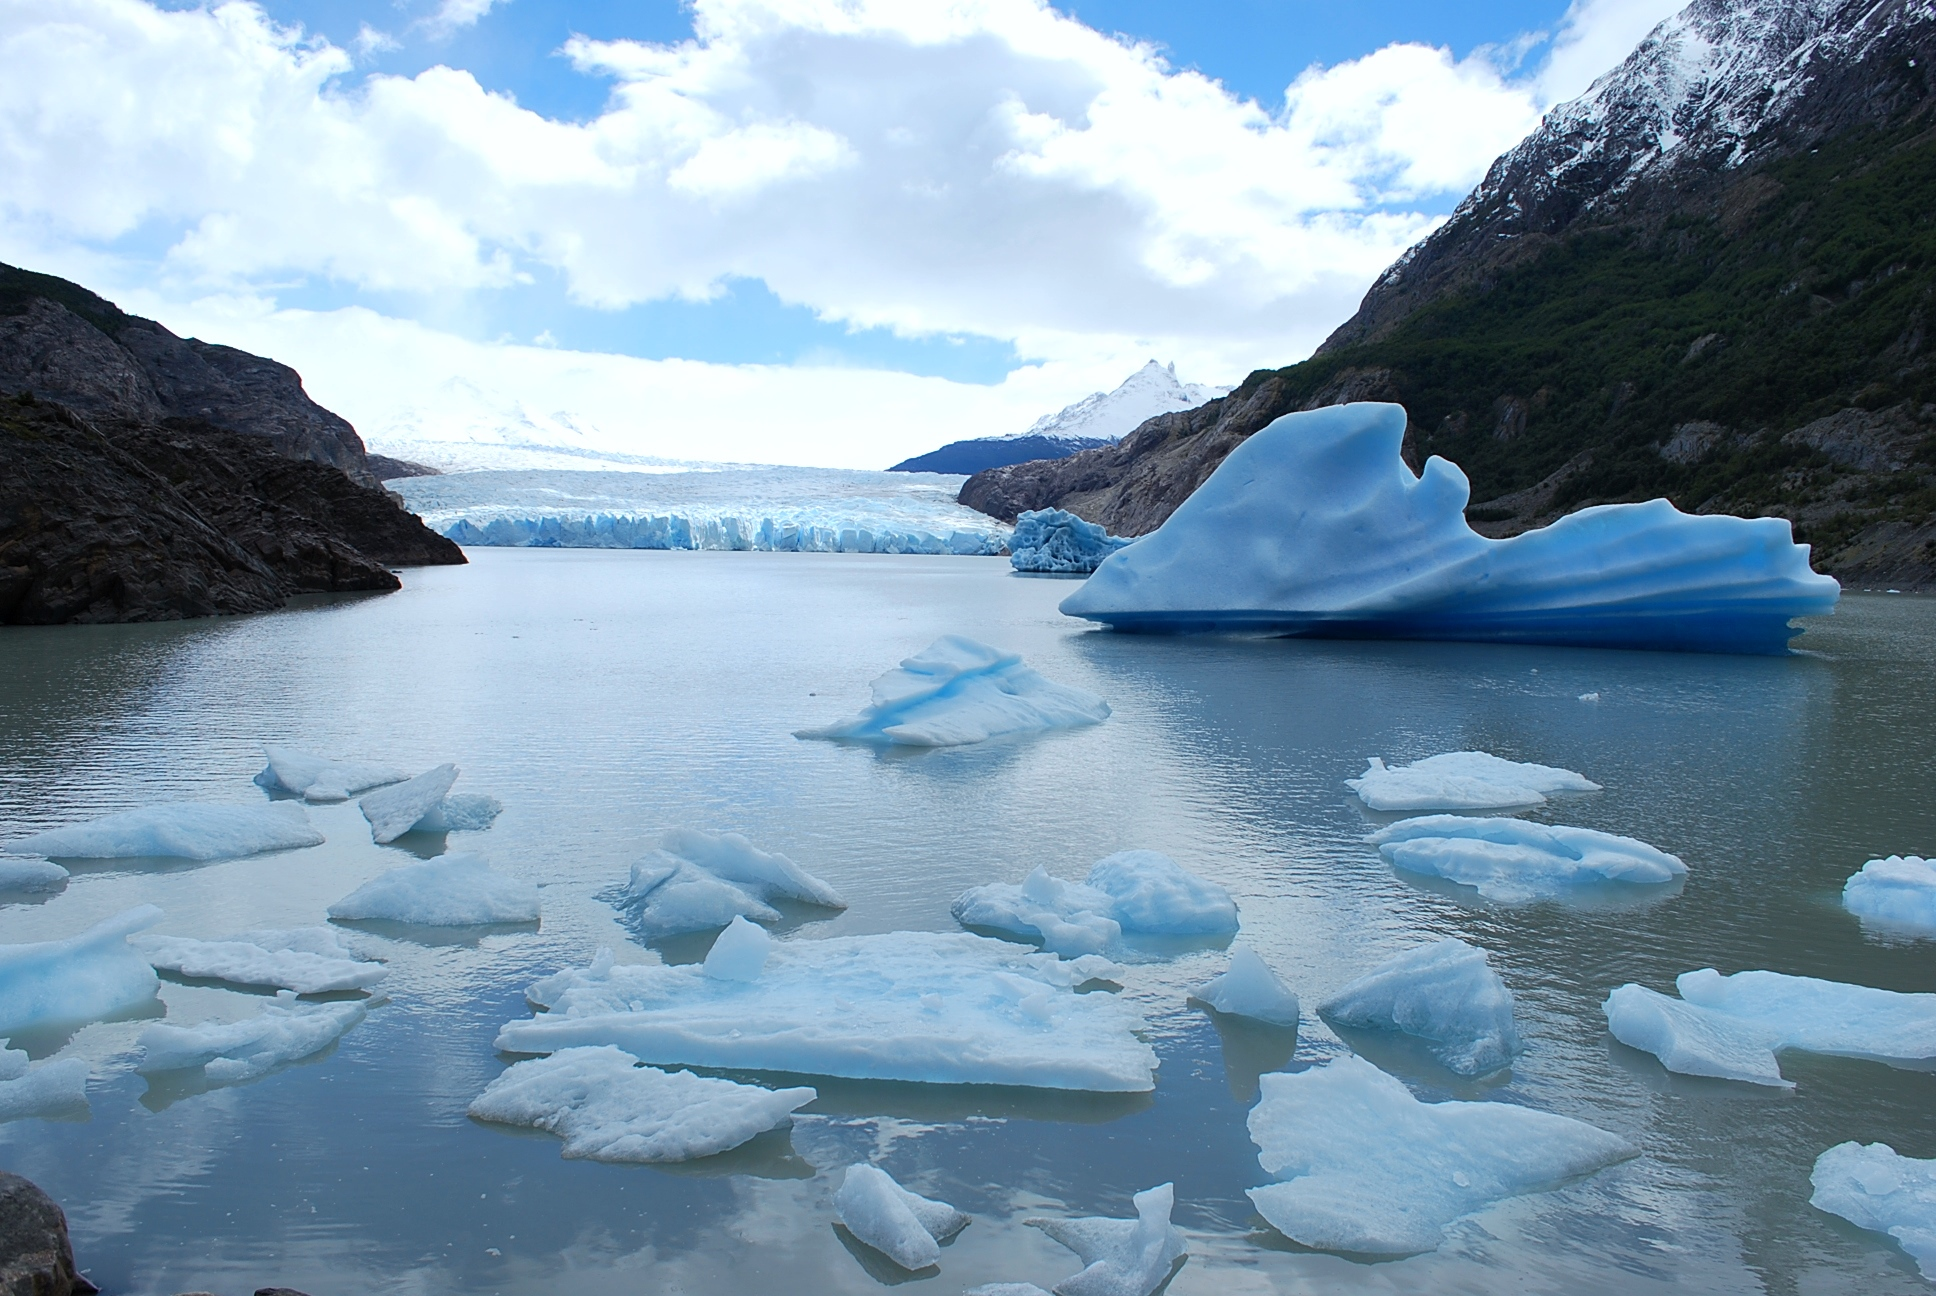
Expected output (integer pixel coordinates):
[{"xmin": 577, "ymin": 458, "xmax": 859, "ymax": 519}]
[
  {"xmin": 255, "ymin": 746, "xmax": 404, "ymax": 803},
  {"xmin": 1009, "ymin": 509, "xmax": 1133, "ymax": 575},
  {"xmin": 607, "ymin": 829, "xmax": 845, "ymax": 938},
  {"xmin": 1319, "ymin": 938, "xmax": 1518, "ymax": 1076},
  {"xmin": 328, "ymin": 852, "xmax": 541, "ymax": 926},
  {"xmin": 0, "ymin": 1043, "xmax": 89, "ymax": 1121},
  {"xmin": 1192, "ymin": 947, "xmax": 1299, "ymax": 1027},
  {"xmin": 1347, "ymin": 751, "xmax": 1599, "ymax": 812},
  {"xmin": 137, "ymin": 993, "xmax": 366, "ymax": 1085},
  {"xmin": 1026, "ymin": 1181, "xmax": 1186, "ymax": 1296},
  {"xmin": 833, "ymin": 1164, "xmax": 969, "ymax": 1271},
  {"xmin": 952, "ymin": 851, "xmax": 1238, "ymax": 956},
  {"xmin": 133, "ymin": 927, "xmax": 387, "ymax": 994},
  {"xmin": 358, "ymin": 765, "xmax": 501, "ymax": 843},
  {"xmin": 1370, "ymin": 815, "xmax": 1687, "ymax": 901},
  {"xmin": 1811, "ymin": 1142, "xmax": 1936, "ymax": 1279},
  {"xmin": 5, "ymin": 803, "xmax": 323, "ymax": 861},
  {"xmin": 1843, "ymin": 856, "xmax": 1936, "ymax": 934},
  {"xmin": 0, "ymin": 906, "xmax": 162, "ymax": 1035}
]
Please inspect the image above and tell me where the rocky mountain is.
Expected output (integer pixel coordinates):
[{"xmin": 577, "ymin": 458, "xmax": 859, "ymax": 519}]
[{"xmin": 961, "ymin": 0, "xmax": 1936, "ymax": 588}]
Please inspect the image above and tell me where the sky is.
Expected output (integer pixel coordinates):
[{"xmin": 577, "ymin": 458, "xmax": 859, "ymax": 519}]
[{"xmin": 0, "ymin": 0, "xmax": 1687, "ymax": 468}]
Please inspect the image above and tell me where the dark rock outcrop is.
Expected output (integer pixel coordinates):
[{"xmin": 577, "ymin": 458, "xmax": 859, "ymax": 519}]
[
  {"xmin": 0, "ymin": 1172, "xmax": 97, "ymax": 1296},
  {"xmin": 368, "ymin": 453, "xmax": 440, "ymax": 481},
  {"xmin": 889, "ymin": 433, "xmax": 1114, "ymax": 475}
]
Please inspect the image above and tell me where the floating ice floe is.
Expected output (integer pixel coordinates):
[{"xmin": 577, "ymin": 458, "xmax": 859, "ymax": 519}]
[
  {"xmin": 608, "ymin": 829, "xmax": 846, "ymax": 938},
  {"xmin": 0, "ymin": 906, "xmax": 162, "ymax": 1035},
  {"xmin": 496, "ymin": 931, "xmax": 1152, "ymax": 1091},
  {"xmin": 1370, "ymin": 816, "xmax": 1687, "ymax": 902},
  {"xmin": 796, "ymin": 636, "xmax": 1109, "ymax": 747},
  {"xmin": 1602, "ymin": 984, "xmax": 1790, "ymax": 1087},
  {"xmin": 1676, "ymin": 967, "xmax": 1936, "ymax": 1064},
  {"xmin": 1009, "ymin": 509, "xmax": 1134, "ymax": 575},
  {"xmin": 0, "ymin": 1043, "xmax": 89, "ymax": 1120},
  {"xmin": 468, "ymin": 1044, "xmax": 815, "ymax": 1163},
  {"xmin": 1320, "ymin": 938, "xmax": 1518, "ymax": 1075},
  {"xmin": 137, "ymin": 992, "xmax": 366, "ymax": 1084},
  {"xmin": 358, "ymin": 765, "xmax": 501, "ymax": 843},
  {"xmin": 834, "ymin": 1164, "xmax": 970, "ymax": 1271},
  {"xmin": 0, "ymin": 856, "xmax": 68, "ymax": 891},
  {"xmin": 328, "ymin": 852, "xmax": 541, "ymax": 926},
  {"xmin": 1245, "ymin": 1054, "xmax": 1634, "ymax": 1255},
  {"xmin": 1193, "ymin": 946, "xmax": 1299, "ymax": 1026},
  {"xmin": 952, "ymin": 851, "xmax": 1238, "ymax": 956},
  {"xmin": 1027, "ymin": 1182, "xmax": 1186, "ymax": 1296},
  {"xmin": 254, "ymin": 746, "xmax": 405, "ymax": 803},
  {"xmin": 133, "ymin": 926, "xmax": 387, "ymax": 994},
  {"xmin": 1347, "ymin": 751, "xmax": 1600, "ymax": 813},
  {"xmin": 964, "ymin": 1286, "xmax": 1052, "ymax": 1296},
  {"xmin": 1058, "ymin": 402, "xmax": 1839, "ymax": 653},
  {"xmin": 1811, "ymin": 1142, "xmax": 1936, "ymax": 1279},
  {"xmin": 5, "ymin": 802, "xmax": 324, "ymax": 861},
  {"xmin": 1843, "ymin": 856, "xmax": 1936, "ymax": 934}
]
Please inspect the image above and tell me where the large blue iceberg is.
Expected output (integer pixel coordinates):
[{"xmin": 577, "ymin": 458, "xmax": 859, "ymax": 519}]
[
  {"xmin": 1058, "ymin": 403, "xmax": 1839, "ymax": 653},
  {"xmin": 1009, "ymin": 509, "xmax": 1133, "ymax": 574}
]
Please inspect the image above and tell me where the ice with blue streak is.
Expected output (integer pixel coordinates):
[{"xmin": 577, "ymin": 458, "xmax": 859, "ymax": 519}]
[
  {"xmin": 0, "ymin": 906, "xmax": 162, "ymax": 1035},
  {"xmin": 1009, "ymin": 509, "xmax": 1133, "ymax": 574}
]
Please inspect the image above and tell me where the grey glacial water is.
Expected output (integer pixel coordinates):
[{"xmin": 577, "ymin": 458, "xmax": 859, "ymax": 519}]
[{"xmin": 1, "ymin": 549, "xmax": 1932, "ymax": 1295}]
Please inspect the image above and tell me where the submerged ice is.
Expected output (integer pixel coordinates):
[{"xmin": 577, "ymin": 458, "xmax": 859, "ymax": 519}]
[
  {"xmin": 1193, "ymin": 946, "xmax": 1299, "ymax": 1027},
  {"xmin": 255, "ymin": 746, "xmax": 404, "ymax": 803},
  {"xmin": 1319, "ymin": 938, "xmax": 1519, "ymax": 1076},
  {"xmin": 133, "ymin": 927, "xmax": 387, "ymax": 994},
  {"xmin": 952, "ymin": 851, "xmax": 1238, "ymax": 956},
  {"xmin": 1348, "ymin": 751, "xmax": 1600, "ymax": 812},
  {"xmin": 1026, "ymin": 1182, "xmax": 1186, "ymax": 1296},
  {"xmin": 1371, "ymin": 816, "xmax": 1686, "ymax": 901},
  {"xmin": 609, "ymin": 829, "xmax": 845, "ymax": 938},
  {"xmin": 1843, "ymin": 856, "xmax": 1936, "ymax": 933},
  {"xmin": 1811, "ymin": 1142, "xmax": 1936, "ymax": 1279},
  {"xmin": 834, "ymin": 1164, "xmax": 969, "ymax": 1271},
  {"xmin": 328, "ymin": 852, "xmax": 541, "ymax": 926},
  {"xmin": 1009, "ymin": 509, "xmax": 1134, "ymax": 575},
  {"xmin": 5, "ymin": 802, "xmax": 323, "ymax": 861},
  {"xmin": 138, "ymin": 992, "xmax": 365, "ymax": 1084},
  {"xmin": 0, "ymin": 906, "xmax": 162, "ymax": 1035}
]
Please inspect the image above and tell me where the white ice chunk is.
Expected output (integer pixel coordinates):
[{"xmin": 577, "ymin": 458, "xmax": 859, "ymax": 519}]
[
  {"xmin": 660, "ymin": 828, "xmax": 846, "ymax": 908},
  {"xmin": 0, "ymin": 1057, "xmax": 90, "ymax": 1120},
  {"xmin": 1009, "ymin": 509, "xmax": 1134, "ymax": 575},
  {"xmin": 1086, "ymin": 851, "xmax": 1239, "ymax": 933},
  {"xmin": 358, "ymin": 764, "xmax": 460, "ymax": 843},
  {"xmin": 1319, "ymin": 938, "xmax": 1518, "ymax": 1075},
  {"xmin": 1245, "ymin": 1054, "xmax": 1634, "ymax": 1255},
  {"xmin": 1027, "ymin": 1182, "xmax": 1186, "ymax": 1296},
  {"xmin": 1676, "ymin": 968, "xmax": 1936, "ymax": 1064},
  {"xmin": 468, "ymin": 1044, "xmax": 814, "ymax": 1163},
  {"xmin": 6, "ymin": 802, "xmax": 323, "ymax": 861},
  {"xmin": 834, "ymin": 1164, "xmax": 969, "ymax": 1270},
  {"xmin": 796, "ymin": 635, "xmax": 1109, "ymax": 747},
  {"xmin": 952, "ymin": 851, "xmax": 1236, "ymax": 954},
  {"xmin": 952, "ymin": 866, "xmax": 1121, "ymax": 956},
  {"xmin": 1601, "ymin": 984, "xmax": 1790, "ymax": 1087},
  {"xmin": 704, "ymin": 916, "xmax": 771, "ymax": 982},
  {"xmin": 0, "ymin": 906, "xmax": 162, "ymax": 1035},
  {"xmin": 137, "ymin": 992, "xmax": 364, "ymax": 1084},
  {"xmin": 609, "ymin": 830, "xmax": 845, "ymax": 938},
  {"xmin": 0, "ymin": 856, "xmax": 68, "ymax": 891},
  {"xmin": 1347, "ymin": 751, "xmax": 1600, "ymax": 812},
  {"xmin": 132, "ymin": 927, "xmax": 387, "ymax": 994},
  {"xmin": 1371, "ymin": 815, "xmax": 1686, "ymax": 902},
  {"xmin": 1844, "ymin": 856, "xmax": 1936, "ymax": 934},
  {"xmin": 1193, "ymin": 946, "xmax": 1300, "ymax": 1027},
  {"xmin": 327, "ymin": 852, "xmax": 540, "ymax": 926},
  {"xmin": 496, "ymin": 931, "xmax": 1157, "ymax": 1091},
  {"xmin": 413, "ymin": 793, "xmax": 503, "ymax": 834},
  {"xmin": 1811, "ymin": 1142, "xmax": 1936, "ymax": 1279},
  {"xmin": 255, "ymin": 746, "xmax": 406, "ymax": 803}
]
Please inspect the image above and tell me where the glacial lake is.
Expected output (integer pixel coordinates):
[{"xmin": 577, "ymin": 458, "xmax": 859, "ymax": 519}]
[{"xmin": 2, "ymin": 549, "xmax": 1934, "ymax": 1296}]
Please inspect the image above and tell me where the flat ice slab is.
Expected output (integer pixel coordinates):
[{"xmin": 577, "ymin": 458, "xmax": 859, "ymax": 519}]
[
  {"xmin": 1371, "ymin": 816, "xmax": 1686, "ymax": 902},
  {"xmin": 133, "ymin": 927, "xmax": 387, "ymax": 994},
  {"xmin": 1026, "ymin": 1182, "xmax": 1186, "ymax": 1296},
  {"xmin": 1844, "ymin": 856, "xmax": 1936, "ymax": 934},
  {"xmin": 0, "ymin": 1044, "xmax": 89, "ymax": 1120},
  {"xmin": 1319, "ymin": 938, "xmax": 1518, "ymax": 1075},
  {"xmin": 255, "ymin": 746, "xmax": 405, "ymax": 803},
  {"xmin": 609, "ymin": 829, "xmax": 845, "ymax": 938},
  {"xmin": 469, "ymin": 1045, "xmax": 815, "ymax": 1163},
  {"xmin": 1676, "ymin": 967, "xmax": 1936, "ymax": 1064},
  {"xmin": 1602, "ymin": 984, "xmax": 1791, "ymax": 1087},
  {"xmin": 137, "ymin": 992, "xmax": 365, "ymax": 1084},
  {"xmin": 0, "ymin": 906, "xmax": 162, "ymax": 1035},
  {"xmin": 952, "ymin": 851, "xmax": 1238, "ymax": 956},
  {"xmin": 1009, "ymin": 509, "xmax": 1133, "ymax": 575},
  {"xmin": 0, "ymin": 857, "xmax": 68, "ymax": 891},
  {"xmin": 328, "ymin": 852, "xmax": 541, "ymax": 926},
  {"xmin": 1193, "ymin": 946, "xmax": 1299, "ymax": 1027},
  {"xmin": 1811, "ymin": 1142, "xmax": 1936, "ymax": 1279},
  {"xmin": 796, "ymin": 636, "xmax": 1109, "ymax": 747},
  {"xmin": 496, "ymin": 931, "xmax": 1155, "ymax": 1091},
  {"xmin": 1058, "ymin": 401, "xmax": 1839, "ymax": 653},
  {"xmin": 834, "ymin": 1164, "xmax": 969, "ymax": 1270},
  {"xmin": 1246, "ymin": 1054, "xmax": 1634, "ymax": 1255},
  {"xmin": 5, "ymin": 803, "xmax": 324, "ymax": 861},
  {"xmin": 1348, "ymin": 751, "xmax": 1599, "ymax": 812}
]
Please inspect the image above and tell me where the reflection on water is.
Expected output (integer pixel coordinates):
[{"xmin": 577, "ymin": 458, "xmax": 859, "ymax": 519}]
[{"xmin": 1, "ymin": 551, "xmax": 1932, "ymax": 1294}]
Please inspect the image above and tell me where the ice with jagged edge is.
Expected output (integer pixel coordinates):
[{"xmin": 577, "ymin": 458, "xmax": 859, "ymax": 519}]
[
  {"xmin": 1193, "ymin": 946, "xmax": 1299, "ymax": 1026},
  {"xmin": 1246, "ymin": 1054, "xmax": 1634, "ymax": 1255},
  {"xmin": 1602, "ymin": 984, "xmax": 1791, "ymax": 1087},
  {"xmin": 1320, "ymin": 938, "xmax": 1518, "ymax": 1075},
  {"xmin": 0, "ymin": 906, "xmax": 162, "ymax": 1035},
  {"xmin": 0, "ymin": 856, "xmax": 67, "ymax": 892},
  {"xmin": 1060, "ymin": 402, "xmax": 1839, "ymax": 653},
  {"xmin": 133, "ymin": 926, "xmax": 387, "ymax": 994},
  {"xmin": 834, "ymin": 1164, "xmax": 970, "ymax": 1270},
  {"xmin": 1026, "ymin": 1181, "xmax": 1186, "ymax": 1296},
  {"xmin": 358, "ymin": 764, "xmax": 501, "ymax": 843},
  {"xmin": 1348, "ymin": 751, "xmax": 1600, "ymax": 812},
  {"xmin": 5, "ymin": 802, "xmax": 324, "ymax": 861},
  {"xmin": 0, "ymin": 1042, "xmax": 89, "ymax": 1120},
  {"xmin": 796, "ymin": 636, "xmax": 1110, "ymax": 747},
  {"xmin": 1676, "ymin": 967, "xmax": 1936, "ymax": 1065},
  {"xmin": 1009, "ymin": 509, "xmax": 1133, "ymax": 575},
  {"xmin": 254, "ymin": 746, "xmax": 405, "ymax": 803},
  {"xmin": 606, "ymin": 829, "xmax": 846, "ymax": 938},
  {"xmin": 495, "ymin": 931, "xmax": 1151, "ymax": 1091},
  {"xmin": 1811, "ymin": 1142, "xmax": 1936, "ymax": 1279},
  {"xmin": 1371, "ymin": 816, "xmax": 1686, "ymax": 901},
  {"xmin": 952, "ymin": 851, "xmax": 1238, "ymax": 957},
  {"xmin": 137, "ymin": 992, "xmax": 366, "ymax": 1084},
  {"xmin": 1844, "ymin": 856, "xmax": 1936, "ymax": 935},
  {"xmin": 469, "ymin": 1044, "xmax": 815, "ymax": 1163},
  {"xmin": 328, "ymin": 852, "xmax": 540, "ymax": 926}
]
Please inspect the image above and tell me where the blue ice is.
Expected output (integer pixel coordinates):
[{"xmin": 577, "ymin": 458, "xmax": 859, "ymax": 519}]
[{"xmin": 1009, "ymin": 509, "xmax": 1133, "ymax": 574}]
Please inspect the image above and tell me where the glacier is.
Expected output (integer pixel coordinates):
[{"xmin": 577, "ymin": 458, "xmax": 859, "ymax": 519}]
[
  {"xmin": 328, "ymin": 852, "xmax": 541, "ymax": 926},
  {"xmin": 1843, "ymin": 856, "xmax": 1936, "ymax": 934},
  {"xmin": 607, "ymin": 829, "xmax": 846, "ymax": 939},
  {"xmin": 359, "ymin": 765, "xmax": 502, "ymax": 844},
  {"xmin": 1348, "ymin": 751, "xmax": 1600, "ymax": 813},
  {"xmin": 1009, "ymin": 509, "xmax": 1133, "ymax": 575},
  {"xmin": 1245, "ymin": 1054, "xmax": 1635, "ymax": 1255},
  {"xmin": 1811, "ymin": 1142, "xmax": 1936, "ymax": 1279},
  {"xmin": 254, "ymin": 746, "xmax": 405, "ymax": 803},
  {"xmin": 1058, "ymin": 402, "xmax": 1840, "ymax": 653},
  {"xmin": 468, "ymin": 1045, "xmax": 815, "ymax": 1163},
  {"xmin": 834, "ymin": 1164, "xmax": 969, "ymax": 1271},
  {"xmin": 137, "ymin": 992, "xmax": 366, "ymax": 1084},
  {"xmin": 5, "ymin": 802, "xmax": 324, "ymax": 860},
  {"xmin": 0, "ymin": 1049, "xmax": 89, "ymax": 1121},
  {"xmin": 494, "ymin": 931, "xmax": 1155, "ymax": 1091},
  {"xmin": 0, "ymin": 856, "xmax": 68, "ymax": 892},
  {"xmin": 1319, "ymin": 938, "xmax": 1519, "ymax": 1076},
  {"xmin": 1601, "ymin": 984, "xmax": 1791, "ymax": 1087},
  {"xmin": 1676, "ymin": 968, "xmax": 1936, "ymax": 1064},
  {"xmin": 1025, "ymin": 1182, "xmax": 1186, "ymax": 1296},
  {"xmin": 1370, "ymin": 815, "xmax": 1687, "ymax": 902},
  {"xmin": 796, "ymin": 636, "xmax": 1109, "ymax": 747},
  {"xmin": 0, "ymin": 906, "xmax": 162, "ymax": 1035},
  {"xmin": 952, "ymin": 851, "xmax": 1238, "ymax": 956},
  {"xmin": 132, "ymin": 927, "xmax": 387, "ymax": 994},
  {"xmin": 1192, "ymin": 946, "xmax": 1300, "ymax": 1027}
]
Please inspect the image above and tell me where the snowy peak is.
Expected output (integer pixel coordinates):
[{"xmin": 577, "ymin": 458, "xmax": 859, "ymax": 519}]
[{"xmin": 1019, "ymin": 360, "xmax": 1226, "ymax": 444}]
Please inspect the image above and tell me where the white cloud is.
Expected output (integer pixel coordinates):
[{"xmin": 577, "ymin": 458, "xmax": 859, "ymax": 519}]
[
  {"xmin": 1537, "ymin": 0, "xmax": 1688, "ymax": 103},
  {"xmin": 420, "ymin": 0, "xmax": 504, "ymax": 39}
]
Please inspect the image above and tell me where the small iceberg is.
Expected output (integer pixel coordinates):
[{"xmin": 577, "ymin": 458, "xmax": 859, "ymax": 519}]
[
  {"xmin": 1009, "ymin": 509, "xmax": 1133, "ymax": 575},
  {"xmin": 951, "ymin": 851, "xmax": 1238, "ymax": 956},
  {"xmin": 132, "ymin": 927, "xmax": 387, "ymax": 994},
  {"xmin": 1602, "ymin": 984, "xmax": 1790, "ymax": 1087},
  {"xmin": 5, "ymin": 803, "xmax": 324, "ymax": 861},
  {"xmin": 1245, "ymin": 1054, "xmax": 1634, "ymax": 1255},
  {"xmin": 468, "ymin": 1044, "xmax": 815, "ymax": 1163},
  {"xmin": 834, "ymin": 1164, "xmax": 969, "ymax": 1271},
  {"xmin": 328, "ymin": 852, "xmax": 541, "ymax": 926},
  {"xmin": 1319, "ymin": 938, "xmax": 1518, "ymax": 1075},
  {"xmin": 1371, "ymin": 816, "xmax": 1686, "ymax": 902},
  {"xmin": 255, "ymin": 746, "xmax": 405, "ymax": 803},
  {"xmin": 496, "ymin": 931, "xmax": 1153, "ymax": 1091},
  {"xmin": 1192, "ymin": 946, "xmax": 1299, "ymax": 1027},
  {"xmin": 0, "ymin": 1043, "xmax": 89, "ymax": 1120},
  {"xmin": 137, "ymin": 992, "xmax": 366, "ymax": 1084},
  {"xmin": 0, "ymin": 906, "xmax": 162, "ymax": 1035},
  {"xmin": 1677, "ymin": 968, "xmax": 1936, "ymax": 1065},
  {"xmin": 608, "ymin": 829, "xmax": 846, "ymax": 938},
  {"xmin": 0, "ymin": 856, "xmax": 68, "ymax": 892},
  {"xmin": 358, "ymin": 765, "xmax": 501, "ymax": 843},
  {"xmin": 1058, "ymin": 402, "xmax": 1839, "ymax": 653},
  {"xmin": 1026, "ymin": 1182, "xmax": 1186, "ymax": 1296},
  {"xmin": 1347, "ymin": 751, "xmax": 1599, "ymax": 813},
  {"xmin": 1844, "ymin": 856, "xmax": 1936, "ymax": 934},
  {"xmin": 1811, "ymin": 1142, "xmax": 1936, "ymax": 1279},
  {"xmin": 796, "ymin": 636, "xmax": 1109, "ymax": 747}
]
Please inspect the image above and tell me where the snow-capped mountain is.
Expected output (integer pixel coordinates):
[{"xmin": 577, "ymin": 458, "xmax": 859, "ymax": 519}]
[{"xmin": 1018, "ymin": 360, "xmax": 1226, "ymax": 443}]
